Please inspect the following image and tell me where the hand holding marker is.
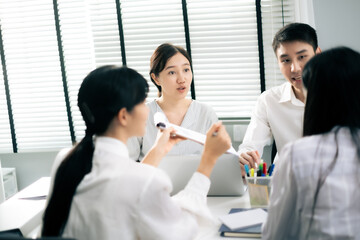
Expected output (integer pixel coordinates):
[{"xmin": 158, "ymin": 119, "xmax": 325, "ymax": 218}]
[{"xmin": 154, "ymin": 112, "xmax": 239, "ymax": 156}]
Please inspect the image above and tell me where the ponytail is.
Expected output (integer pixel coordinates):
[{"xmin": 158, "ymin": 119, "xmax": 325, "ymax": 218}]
[
  {"xmin": 42, "ymin": 131, "xmax": 95, "ymax": 236},
  {"xmin": 41, "ymin": 66, "xmax": 149, "ymax": 236}
]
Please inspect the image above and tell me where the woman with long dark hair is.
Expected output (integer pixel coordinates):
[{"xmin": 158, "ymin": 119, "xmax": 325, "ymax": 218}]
[
  {"xmin": 41, "ymin": 66, "xmax": 231, "ymax": 240},
  {"xmin": 262, "ymin": 47, "xmax": 360, "ymax": 239},
  {"xmin": 127, "ymin": 43, "xmax": 218, "ymax": 161}
]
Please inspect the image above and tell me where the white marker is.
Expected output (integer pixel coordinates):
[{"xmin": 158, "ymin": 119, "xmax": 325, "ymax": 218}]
[{"xmin": 154, "ymin": 112, "xmax": 239, "ymax": 156}]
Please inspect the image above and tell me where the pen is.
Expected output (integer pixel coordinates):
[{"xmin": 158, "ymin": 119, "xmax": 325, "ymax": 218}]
[
  {"xmin": 250, "ymin": 168, "xmax": 254, "ymax": 177},
  {"xmin": 244, "ymin": 164, "xmax": 250, "ymax": 177},
  {"xmin": 268, "ymin": 164, "xmax": 275, "ymax": 176},
  {"xmin": 263, "ymin": 162, "xmax": 267, "ymax": 175}
]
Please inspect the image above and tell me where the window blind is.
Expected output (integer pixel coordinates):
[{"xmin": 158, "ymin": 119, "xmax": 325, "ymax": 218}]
[
  {"xmin": 0, "ymin": 0, "xmax": 72, "ymax": 152},
  {"xmin": 0, "ymin": 63, "xmax": 13, "ymax": 153},
  {"xmin": 57, "ymin": 0, "xmax": 95, "ymax": 142},
  {"xmin": 88, "ymin": 0, "xmax": 123, "ymax": 67},
  {"xmin": 121, "ymin": 0, "xmax": 187, "ymax": 100},
  {"xmin": 261, "ymin": 0, "xmax": 295, "ymax": 89},
  {"xmin": 57, "ymin": 0, "xmax": 123, "ymax": 142},
  {"xmin": 0, "ymin": 0, "xmax": 297, "ymax": 152},
  {"xmin": 187, "ymin": 0, "xmax": 260, "ymax": 118}
]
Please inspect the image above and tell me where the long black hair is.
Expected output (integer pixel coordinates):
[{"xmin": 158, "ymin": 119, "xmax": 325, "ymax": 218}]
[
  {"xmin": 303, "ymin": 47, "xmax": 360, "ymax": 137},
  {"xmin": 149, "ymin": 43, "xmax": 192, "ymax": 97},
  {"xmin": 302, "ymin": 47, "xmax": 360, "ymax": 238},
  {"xmin": 42, "ymin": 66, "xmax": 148, "ymax": 236}
]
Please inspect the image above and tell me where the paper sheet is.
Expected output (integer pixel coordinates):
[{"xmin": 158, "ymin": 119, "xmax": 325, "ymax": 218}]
[
  {"xmin": 154, "ymin": 112, "xmax": 239, "ymax": 156},
  {"xmin": 219, "ymin": 208, "xmax": 267, "ymax": 230}
]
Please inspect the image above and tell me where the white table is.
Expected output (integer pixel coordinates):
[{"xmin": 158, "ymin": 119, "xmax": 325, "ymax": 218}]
[
  {"xmin": 0, "ymin": 177, "xmax": 257, "ymax": 239},
  {"xmin": 0, "ymin": 177, "xmax": 50, "ymax": 238}
]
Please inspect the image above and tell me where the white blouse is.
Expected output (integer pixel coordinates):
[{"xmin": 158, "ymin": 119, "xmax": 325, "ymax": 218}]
[
  {"xmin": 46, "ymin": 137, "xmax": 215, "ymax": 240},
  {"xmin": 262, "ymin": 127, "xmax": 360, "ymax": 239},
  {"xmin": 238, "ymin": 82, "xmax": 304, "ymax": 160},
  {"xmin": 127, "ymin": 99, "xmax": 218, "ymax": 161}
]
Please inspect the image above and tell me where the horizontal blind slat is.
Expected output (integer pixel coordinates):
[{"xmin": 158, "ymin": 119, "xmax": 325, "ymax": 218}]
[{"xmin": 0, "ymin": 1, "xmax": 72, "ymax": 151}]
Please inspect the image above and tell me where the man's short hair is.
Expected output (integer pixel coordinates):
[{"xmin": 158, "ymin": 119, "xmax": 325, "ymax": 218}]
[{"xmin": 272, "ymin": 23, "xmax": 318, "ymax": 53}]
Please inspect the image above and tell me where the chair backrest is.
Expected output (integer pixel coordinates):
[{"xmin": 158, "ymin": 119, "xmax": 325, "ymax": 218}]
[
  {"xmin": 0, "ymin": 228, "xmax": 23, "ymax": 238},
  {"xmin": 38, "ymin": 238, "xmax": 77, "ymax": 240},
  {"xmin": 0, "ymin": 238, "xmax": 77, "ymax": 240},
  {"xmin": 0, "ymin": 229, "xmax": 76, "ymax": 240},
  {"xmin": 0, "ymin": 237, "xmax": 77, "ymax": 240}
]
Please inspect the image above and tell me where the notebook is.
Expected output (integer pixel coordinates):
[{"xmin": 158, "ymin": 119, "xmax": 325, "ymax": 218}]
[
  {"xmin": 158, "ymin": 154, "xmax": 245, "ymax": 196},
  {"xmin": 219, "ymin": 208, "xmax": 267, "ymax": 238}
]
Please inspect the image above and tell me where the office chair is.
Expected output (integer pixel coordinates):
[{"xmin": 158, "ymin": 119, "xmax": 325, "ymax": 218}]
[
  {"xmin": 0, "ymin": 238, "xmax": 76, "ymax": 240},
  {"xmin": 0, "ymin": 229, "xmax": 76, "ymax": 240},
  {"xmin": 0, "ymin": 237, "xmax": 76, "ymax": 240}
]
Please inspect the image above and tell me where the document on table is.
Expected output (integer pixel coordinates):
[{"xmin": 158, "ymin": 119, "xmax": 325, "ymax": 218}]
[
  {"xmin": 16, "ymin": 177, "xmax": 50, "ymax": 200},
  {"xmin": 219, "ymin": 208, "xmax": 268, "ymax": 230}
]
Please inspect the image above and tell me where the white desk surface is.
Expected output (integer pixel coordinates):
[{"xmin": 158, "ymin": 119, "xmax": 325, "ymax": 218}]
[
  {"xmin": 0, "ymin": 177, "xmax": 258, "ymax": 239},
  {"xmin": 0, "ymin": 177, "xmax": 50, "ymax": 237}
]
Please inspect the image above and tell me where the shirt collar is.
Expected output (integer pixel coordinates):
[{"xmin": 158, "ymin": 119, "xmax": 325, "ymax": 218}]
[
  {"xmin": 279, "ymin": 82, "xmax": 304, "ymax": 107},
  {"xmin": 94, "ymin": 136, "xmax": 129, "ymax": 158},
  {"xmin": 154, "ymin": 99, "xmax": 195, "ymax": 127}
]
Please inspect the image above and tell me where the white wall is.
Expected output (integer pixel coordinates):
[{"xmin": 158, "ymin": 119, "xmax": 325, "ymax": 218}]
[
  {"xmin": 313, "ymin": 0, "xmax": 360, "ymax": 52},
  {"xmin": 0, "ymin": 152, "xmax": 57, "ymax": 190}
]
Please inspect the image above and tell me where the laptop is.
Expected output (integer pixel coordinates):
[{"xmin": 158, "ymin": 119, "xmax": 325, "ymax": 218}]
[{"xmin": 158, "ymin": 154, "xmax": 246, "ymax": 196}]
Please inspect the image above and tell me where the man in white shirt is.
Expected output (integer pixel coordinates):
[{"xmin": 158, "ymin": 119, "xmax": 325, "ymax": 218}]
[{"xmin": 238, "ymin": 23, "xmax": 321, "ymax": 171}]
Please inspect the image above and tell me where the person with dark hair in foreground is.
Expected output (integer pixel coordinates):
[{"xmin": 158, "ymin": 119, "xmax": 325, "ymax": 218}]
[
  {"xmin": 41, "ymin": 66, "xmax": 231, "ymax": 240},
  {"xmin": 262, "ymin": 47, "xmax": 360, "ymax": 239},
  {"xmin": 238, "ymin": 23, "xmax": 321, "ymax": 172}
]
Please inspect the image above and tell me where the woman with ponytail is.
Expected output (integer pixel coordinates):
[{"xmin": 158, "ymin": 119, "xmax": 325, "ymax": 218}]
[
  {"xmin": 262, "ymin": 47, "xmax": 360, "ymax": 239},
  {"xmin": 41, "ymin": 66, "xmax": 231, "ymax": 240}
]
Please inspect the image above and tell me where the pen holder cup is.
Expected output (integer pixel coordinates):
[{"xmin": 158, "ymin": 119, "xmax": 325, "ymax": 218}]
[{"xmin": 245, "ymin": 176, "xmax": 272, "ymax": 208}]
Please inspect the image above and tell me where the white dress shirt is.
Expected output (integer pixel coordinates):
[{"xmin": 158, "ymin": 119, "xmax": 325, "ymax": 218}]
[
  {"xmin": 262, "ymin": 127, "xmax": 360, "ymax": 240},
  {"xmin": 238, "ymin": 82, "xmax": 304, "ymax": 159},
  {"xmin": 46, "ymin": 137, "xmax": 215, "ymax": 240},
  {"xmin": 127, "ymin": 99, "xmax": 218, "ymax": 161}
]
